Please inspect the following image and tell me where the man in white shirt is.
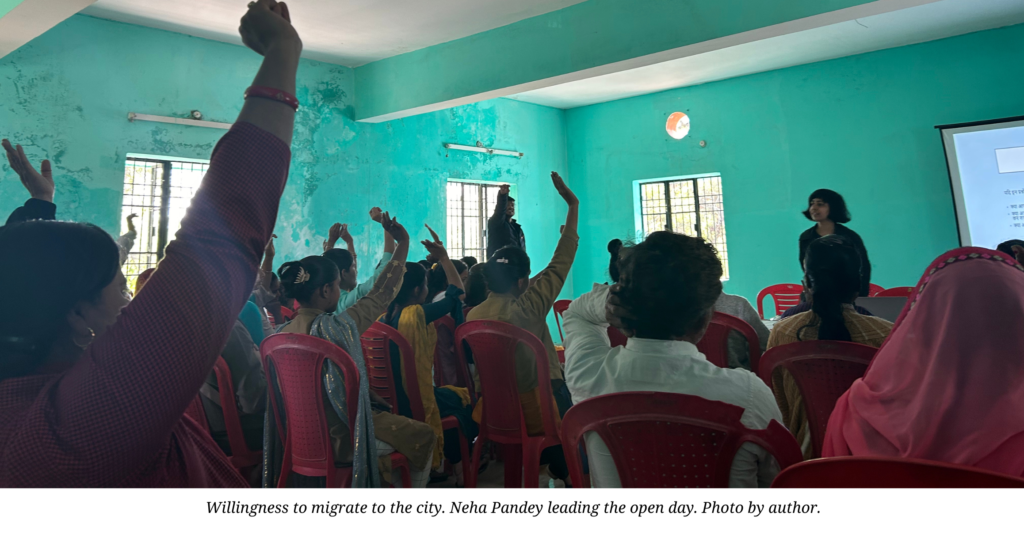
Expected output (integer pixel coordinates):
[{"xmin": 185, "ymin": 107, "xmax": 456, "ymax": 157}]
[{"xmin": 562, "ymin": 232, "xmax": 785, "ymax": 488}]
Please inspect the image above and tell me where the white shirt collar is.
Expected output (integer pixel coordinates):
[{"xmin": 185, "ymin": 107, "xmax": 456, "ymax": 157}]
[{"xmin": 623, "ymin": 338, "xmax": 702, "ymax": 357}]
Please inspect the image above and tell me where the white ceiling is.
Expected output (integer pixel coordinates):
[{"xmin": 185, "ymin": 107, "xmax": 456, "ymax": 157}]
[
  {"xmin": 83, "ymin": 0, "xmax": 587, "ymax": 67},
  {"xmin": 508, "ymin": 0, "xmax": 1024, "ymax": 109}
]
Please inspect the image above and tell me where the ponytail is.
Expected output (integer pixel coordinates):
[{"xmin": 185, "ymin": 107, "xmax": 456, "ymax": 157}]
[{"xmin": 798, "ymin": 235, "xmax": 860, "ymax": 342}]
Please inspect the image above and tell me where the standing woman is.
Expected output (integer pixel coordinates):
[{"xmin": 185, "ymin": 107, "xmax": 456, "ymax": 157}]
[{"xmin": 799, "ymin": 189, "xmax": 871, "ymax": 297}]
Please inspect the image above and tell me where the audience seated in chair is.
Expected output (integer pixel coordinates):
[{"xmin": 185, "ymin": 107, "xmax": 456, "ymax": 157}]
[
  {"xmin": 269, "ymin": 219, "xmax": 435, "ymax": 488},
  {"xmin": 824, "ymin": 246, "xmax": 1024, "ymax": 477},
  {"xmin": 322, "ymin": 207, "xmax": 397, "ymax": 313},
  {"xmin": 378, "ymin": 236, "xmax": 476, "ymax": 485},
  {"xmin": 201, "ymin": 317, "xmax": 266, "ymax": 460},
  {"xmin": 562, "ymin": 231, "xmax": 785, "ymax": 487},
  {"xmin": 0, "ymin": 0, "xmax": 299, "ymax": 487},
  {"xmin": 467, "ymin": 171, "xmax": 579, "ymax": 485},
  {"xmin": 767, "ymin": 235, "xmax": 892, "ymax": 458}
]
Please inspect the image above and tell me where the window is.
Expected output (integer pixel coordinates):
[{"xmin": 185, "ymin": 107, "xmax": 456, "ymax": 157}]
[
  {"xmin": 445, "ymin": 180, "xmax": 510, "ymax": 262},
  {"xmin": 638, "ymin": 175, "xmax": 730, "ymax": 279},
  {"xmin": 119, "ymin": 157, "xmax": 210, "ymax": 290}
]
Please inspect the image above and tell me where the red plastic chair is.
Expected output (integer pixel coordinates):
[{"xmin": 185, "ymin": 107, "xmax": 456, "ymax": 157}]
[
  {"xmin": 758, "ymin": 341, "xmax": 877, "ymax": 458},
  {"xmin": 455, "ymin": 320, "xmax": 561, "ymax": 488},
  {"xmin": 867, "ymin": 283, "xmax": 885, "ymax": 297},
  {"xmin": 260, "ymin": 333, "xmax": 411, "ymax": 488},
  {"xmin": 695, "ymin": 312, "xmax": 763, "ymax": 372},
  {"xmin": 361, "ymin": 322, "xmax": 471, "ymax": 487},
  {"xmin": 209, "ymin": 357, "xmax": 263, "ymax": 472},
  {"xmin": 606, "ymin": 326, "xmax": 628, "ymax": 348},
  {"xmin": 873, "ymin": 286, "xmax": 915, "ymax": 298},
  {"xmin": 560, "ymin": 392, "xmax": 802, "ymax": 487},
  {"xmin": 553, "ymin": 299, "xmax": 571, "ymax": 342},
  {"xmin": 184, "ymin": 394, "xmax": 210, "ymax": 433},
  {"xmin": 462, "ymin": 306, "xmax": 473, "ymax": 319},
  {"xmin": 279, "ymin": 305, "xmax": 295, "ymax": 321},
  {"xmin": 432, "ymin": 315, "xmax": 458, "ymax": 388},
  {"xmin": 756, "ymin": 284, "xmax": 804, "ymax": 318},
  {"xmin": 773, "ymin": 457, "xmax": 1024, "ymax": 488}
]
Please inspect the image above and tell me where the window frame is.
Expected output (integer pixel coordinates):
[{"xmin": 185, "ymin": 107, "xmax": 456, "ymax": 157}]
[
  {"xmin": 445, "ymin": 179, "xmax": 517, "ymax": 262},
  {"xmin": 633, "ymin": 173, "xmax": 730, "ymax": 280}
]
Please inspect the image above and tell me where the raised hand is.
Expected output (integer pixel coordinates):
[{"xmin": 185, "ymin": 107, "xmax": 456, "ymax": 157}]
[
  {"xmin": 551, "ymin": 171, "xmax": 578, "ymax": 207},
  {"xmin": 328, "ymin": 223, "xmax": 342, "ymax": 242},
  {"xmin": 380, "ymin": 212, "xmax": 409, "ymax": 244},
  {"xmin": 339, "ymin": 223, "xmax": 353, "ymax": 245},
  {"xmin": 126, "ymin": 213, "xmax": 138, "ymax": 233},
  {"xmin": 265, "ymin": 234, "xmax": 277, "ymax": 259},
  {"xmin": 369, "ymin": 207, "xmax": 383, "ymax": 222},
  {"xmin": 425, "ymin": 224, "xmax": 442, "ymax": 245},
  {"xmin": 239, "ymin": 0, "xmax": 301, "ymax": 57},
  {"xmin": 421, "ymin": 239, "xmax": 449, "ymax": 261},
  {"xmin": 498, "ymin": 184, "xmax": 510, "ymax": 196},
  {"xmin": 605, "ymin": 284, "xmax": 636, "ymax": 337},
  {"xmin": 3, "ymin": 139, "xmax": 54, "ymax": 202}
]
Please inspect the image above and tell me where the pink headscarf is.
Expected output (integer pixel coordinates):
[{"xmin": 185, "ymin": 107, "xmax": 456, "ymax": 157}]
[{"xmin": 823, "ymin": 247, "xmax": 1024, "ymax": 476}]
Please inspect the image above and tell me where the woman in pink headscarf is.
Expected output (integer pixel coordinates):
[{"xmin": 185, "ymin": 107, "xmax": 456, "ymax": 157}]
[{"xmin": 823, "ymin": 247, "xmax": 1024, "ymax": 476}]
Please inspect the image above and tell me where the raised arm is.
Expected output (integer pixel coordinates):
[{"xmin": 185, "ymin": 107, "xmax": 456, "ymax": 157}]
[
  {"xmin": 4, "ymin": 1, "xmax": 301, "ymax": 486},
  {"xmin": 2, "ymin": 138, "xmax": 56, "ymax": 226},
  {"xmin": 344, "ymin": 214, "xmax": 409, "ymax": 333},
  {"xmin": 116, "ymin": 214, "xmax": 138, "ymax": 265},
  {"xmin": 371, "ymin": 207, "xmax": 396, "ymax": 255},
  {"xmin": 490, "ymin": 183, "xmax": 510, "ymax": 221},
  {"xmin": 259, "ymin": 234, "xmax": 276, "ymax": 290},
  {"xmin": 515, "ymin": 172, "xmax": 579, "ymax": 320}
]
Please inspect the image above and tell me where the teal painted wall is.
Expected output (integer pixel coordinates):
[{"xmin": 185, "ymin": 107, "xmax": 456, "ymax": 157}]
[
  {"xmin": 0, "ymin": 15, "xmax": 570, "ymax": 301},
  {"xmin": 565, "ymin": 23, "xmax": 1024, "ymax": 306},
  {"xmin": 355, "ymin": 0, "xmax": 872, "ymax": 120},
  {"xmin": 0, "ymin": 0, "xmax": 23, "ymax": 19}
]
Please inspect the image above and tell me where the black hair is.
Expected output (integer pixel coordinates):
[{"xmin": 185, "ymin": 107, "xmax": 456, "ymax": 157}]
[
  {"xmin": 484, "ymin": 246, "xmax": 531, "ymax": 294},
  {"xmin": 996, "ymin": 239, "xmax": 1024, "ymax": 257},
  {"xmin": 0, "ymin": 221, "xmax": 120, "ymax": 379},
  {"xmin": 803, "ymin": 189, "xmax": 851, "ymax": 224},
  {"xmin": 799, "ymin": 235, "xmax": 861, "ymax": 342},
  {"xmin": 506, "ymin": 196, "xmax": 515, "ymax": 203},
  {"xmin": 386, "ymin": 262, "xmax": 428, "ymax": 321},
  {"xmin": 278, "ymin": 256, "xmax": 340, "ymax": 303},
  {"xmin": 461, "ymin": 256, "xmax": 478, "ymax": 269},
  {"xmin": 322, "ymin": 248, "xmax": 354, "ymax": 272},
  {"xmin": 417, "ymin": 260, "xmax": 431, "ymax": 270},
  {"xmin": 615, "ymin": 232, "xmax": 722, "ymax": 340},
  {"xmin": 464, "ymin": 263, "xmax": 489, "ymax": 307},
  {"xmin": 427, "ymin": 259, "xmax": 467, "ymax": 300},
  {"xmin": 607, "ymin": 239, "xmax": 623, "ymax": 283}
]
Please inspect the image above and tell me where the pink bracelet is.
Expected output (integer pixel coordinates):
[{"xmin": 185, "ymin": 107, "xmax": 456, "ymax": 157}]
[{"xmin": 244, "ymin": 86, "xmax": 299, "ymax": 111}]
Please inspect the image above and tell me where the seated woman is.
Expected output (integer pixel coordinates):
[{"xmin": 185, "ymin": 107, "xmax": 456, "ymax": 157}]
[
  {"xmin": 825, "ymin": 247, "xmax": 1024, "ymax": 477},
  {"xmin": 463, "ymin": 263, "xmax": 488, "ymax": 308},
  {"xmin": 378, "ymin": 238, "xmax": 476, "ymax": 484},
  {"xmin": 467, "ymin": 171, "xmax": 578, "ymax": 485},
  {"xmin": 0, "ymin": 0, "xmax": 298, "ymax": 487},
  {"xmin": 271, "ymin": 218, "xmax": 435, "ymax": 488},
  {"xmin": 767, "ymin": 235, "xmax": 892, "ymax": 458},
  {"xmin": 563, "ymin": 232, "xmax": 784, "ymax": 488},
  {"xmin": 713, "ymin": 291, "xmax": 769, "ymax": 371},
  {"xmin": 428, "ymin": 257, "xmax": 468, "ymax": 302},
  {"xmin": 322, "ymin": 207, "xmax": 396, "ymax": 312}
]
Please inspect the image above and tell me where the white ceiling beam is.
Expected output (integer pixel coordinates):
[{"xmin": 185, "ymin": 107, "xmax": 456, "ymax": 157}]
[{"xmin": 0, "ymin": 0, "xmax": 97, "ymax": 60}]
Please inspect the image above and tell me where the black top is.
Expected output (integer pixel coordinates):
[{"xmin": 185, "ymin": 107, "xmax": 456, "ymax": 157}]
[
  {"xmin": 486, "ymin": 192, "xmax": 525, "ymax": 260},
  {"xmin": 798, "ymin": 223, "xmax": 872, "ymax": 297},
  {"xmin": 4, "ymin": 198, "xmax": 56, "ymax": 228}
]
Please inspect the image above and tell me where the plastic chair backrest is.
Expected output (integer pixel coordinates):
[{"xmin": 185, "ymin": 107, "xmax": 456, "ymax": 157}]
[
  {"xmin": 772, "ymin": 457, "xmax": 1024, "ymax": 488},
  {"xmin": 184, "ymin": 394, "xmax": 210, "ymax": 433},
  {"xmin": 873, "ymin": 286, "xmax": 915, "ymax": 298},
  {"xmin": 432, "ymin": 315, "xmax": 458, "ymax": 387},
  {"xmin": 211, "ymin": 356, "xmax": 261, "ymax": 466},
  {"xmin": 695, "ymin": 312, "xmax": 762, "ymax": 372},
  {"xmin": 607, "ymin": 326, "xmax": 628, "ymax": 348},
  {"xmin": 462, "ymin": 306, "xmax": 473, "ymax": 319},
  {"xmin": 756, "ymin": 284, "xmax": 804, "ymax": 318},
  {"xmin": 361, "ymin": 322, "xmax": 426, "ymax": 422},
  {"xmin": 455, "ymin": 320, "xmax": 559, "ymax": 442},
  {"xmin": 279, "ymin": 306, "xmax": 295, "ymax": 321},
  {"xmin": 867, "ymin": 283, "xmax": 885, "ymax": 297},
  {"xmin": 561, "ymin": 391, "xmax": 803, "ymax": 487},
  {"xmin": 758, "ymin": 340, "xmax": 877, "ymax": 458},
  {"xmin": 260, "ymin": 333, "xmax": 359, "ymax": 477},
  {"xmin": 553, "ymin": 299, "xmax": 571, "ymax": 342}
]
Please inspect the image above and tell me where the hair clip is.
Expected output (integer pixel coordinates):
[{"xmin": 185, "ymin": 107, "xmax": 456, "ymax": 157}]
[
  {"xmin": 496, "ymin": 258, "xmax": 509, "ymax": 264},
  {"xmin": 294, "ymin": 267, "xmax": 311, "ymax": 284}
]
